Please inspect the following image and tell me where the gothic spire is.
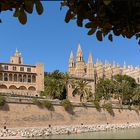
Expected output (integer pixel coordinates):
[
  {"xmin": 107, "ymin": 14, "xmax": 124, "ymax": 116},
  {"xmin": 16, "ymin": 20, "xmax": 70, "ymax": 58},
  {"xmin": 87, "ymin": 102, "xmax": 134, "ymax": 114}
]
[
  {"xmin": 76, "ymin": 43, "xmax": 83, "ymax": 62},
  {"xmin": 123, "ymin": 61, "xmax": 126, "ymax": 69},
  {"xmin": 69, "ymin": 50, "xmax": 75, "ymax": 68},
  {"xmin": 69, "ymin": 50, "xmax": 74, "ymax": 60},
  {"xmin": 88, "ymin": 53, "xmax": 93, "ymax": 64}
]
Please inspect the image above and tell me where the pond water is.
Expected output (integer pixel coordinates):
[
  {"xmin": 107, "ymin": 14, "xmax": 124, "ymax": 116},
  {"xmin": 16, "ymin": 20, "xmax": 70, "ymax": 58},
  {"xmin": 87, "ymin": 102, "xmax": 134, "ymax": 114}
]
[{"xmin": 36, "ymin": 128, "xmax": 140, "ymax": 139}]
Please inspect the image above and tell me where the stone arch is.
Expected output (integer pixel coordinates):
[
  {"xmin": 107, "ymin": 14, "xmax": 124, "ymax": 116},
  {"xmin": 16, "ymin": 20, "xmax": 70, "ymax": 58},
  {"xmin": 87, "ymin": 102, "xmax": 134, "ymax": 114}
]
[
  {"xmin": 9, "ymin": 74, "xmax": 12, "ymax": 81},
  {"xmin": 27, "ymin": 75, "xmax": 31, "ymax": 83},
  {"xmin": 0, "ymin": 73, "xmax": 3, "ymax": 81},
  {"xmin": 19, "ymin": 86, "xmax": 27, "ymax": 90},
  {"xmin": 23, "ymin": 75, "xmax": 26, "ymax": 82},
  {"xmin": 9, "ymin": 85, "xmax": 17, "ymax": 89},
  {"xmin": 18, "ymin": 74, "xmax": 22, "ymax": 82},
  {"xmin": 0, "ymin": 85, "xmax": 7, "ymax": 89},
  {"xmin": 32, "ymin": 75, "xmax": 36, "ymax": 83},
  {"xmin": 28, "ymin": 86, "xmax": 36, "ymax": 91},
  {"xmin": 4, "ymin": 73, "xmax": 8, "ymax": 81},
  {"xmin": 14, "ymin": 74, "xmax": 17, "ymax": 82}
]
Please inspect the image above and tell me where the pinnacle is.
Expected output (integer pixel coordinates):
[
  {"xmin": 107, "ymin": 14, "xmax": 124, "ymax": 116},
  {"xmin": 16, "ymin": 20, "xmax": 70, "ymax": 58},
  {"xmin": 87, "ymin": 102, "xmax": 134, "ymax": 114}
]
[
  {"xmin": 77, "ymin": 43, "xmax": 82, "ymax": 55},
  {"xmin": 88, "ymin": 53, "xmax": 93, "ymax": 64},
  {"xmin": 70, "ymin": 50, "xmax": 74, "ymax": 59}
]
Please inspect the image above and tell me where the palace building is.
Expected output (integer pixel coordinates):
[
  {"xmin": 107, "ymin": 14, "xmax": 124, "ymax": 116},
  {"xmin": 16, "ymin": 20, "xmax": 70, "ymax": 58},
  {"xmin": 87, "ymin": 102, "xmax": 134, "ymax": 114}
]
[
  {"xmin": 0, "ymin": 49, "xmax": 44, "ymax": 96},
  {"xmin": 67, "ymin": 44, "xmax": 140, "ymax": 101}
]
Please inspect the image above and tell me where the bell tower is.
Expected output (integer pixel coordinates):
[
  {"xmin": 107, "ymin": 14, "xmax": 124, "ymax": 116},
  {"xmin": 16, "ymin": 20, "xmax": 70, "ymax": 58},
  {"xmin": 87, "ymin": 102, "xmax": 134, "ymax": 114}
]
[
  {"xmin": 10, "ymin": 48, "xmax": 23, "ymax": 64},
  {"xmin": 87, "ymin": 53, "xmax": 94, "ymax": 79},
  {"xmin": 68, "ymin": 50, "xmax": 75, "ymax": 76},
  {"xmin": 75, "ymin": 43, "xmax": 85, "ymax": 77}
]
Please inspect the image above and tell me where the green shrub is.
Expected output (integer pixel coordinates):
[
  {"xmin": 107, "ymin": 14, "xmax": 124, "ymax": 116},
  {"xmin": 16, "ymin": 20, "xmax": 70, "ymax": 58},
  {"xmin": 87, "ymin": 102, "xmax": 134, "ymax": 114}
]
[
  {"xmin": 41, "ymin": 100, "xmax": 53, "ymax": 110},
  {"xmin": 119, "ymin": 104, "xmax": 123, "ymax": 110},
  {"xmin": 128, "ymin": 105, "xmax": 131, "ymax": 110},
  {"xmin": 93, "ymin": 100, "xmax": 101, "ymax": 112},
  {"xmin": 32, "ymin": 98, "xmax": 53, "ymax": 110},
  {"xmin": 102, "ymin": 102, "xmax": 114, "ymax": 116},
  {"xmin": 60, "ymin": 99, "xmax": 73, "ymax": 112},
  {"xmin": 81, "ymin": 102, "xmax": 87, "ymax": 108},
  {"xmin": 39, "ymin": 91, "xmax": 47, "ymax": 97},
  {"xmin": 32, "ymin": 98, "xmax": 42, "ymax": 105},
  {"xmin": 0, "ymin": 96, "xmax": 6, "ymax": 106}
]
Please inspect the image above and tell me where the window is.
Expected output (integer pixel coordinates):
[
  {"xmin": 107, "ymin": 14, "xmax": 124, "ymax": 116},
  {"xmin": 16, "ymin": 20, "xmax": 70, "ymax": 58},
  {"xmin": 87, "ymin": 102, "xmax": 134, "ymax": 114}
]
[
  {"xmin": 27, "ymin": 68, "xmax": 31, "ymax": 72},
  {"xmin": 4, "ymin": 65, "xmax": 8, "ymax": 70},
  {"xmin": 28, "ymin": 75, "xmax": 31, "ymax": 83},
  {"xmin": 4, "ymin": 73, "xmax": 8, "ymax": 81},
  {"xmin": 137, "ymin": 78, "xmax": 139, "ymax": 83},
  {"xmin": 13, "ymin": 66, "xmax": 16, "ymax": 71},
  {"xmin": 19, "ymin": 57, "xmax": 22, "ymax": 64},
  {"xmin": 84, "ymin": 68, "xmax": 87, "ymax": 73},
  {"xmin": 20, "ymin": 67, "xmax": 24, "ymax": 71},
  {"xmin": 19, "ymin": 74, "xmax": 22, "ymax": 82}
]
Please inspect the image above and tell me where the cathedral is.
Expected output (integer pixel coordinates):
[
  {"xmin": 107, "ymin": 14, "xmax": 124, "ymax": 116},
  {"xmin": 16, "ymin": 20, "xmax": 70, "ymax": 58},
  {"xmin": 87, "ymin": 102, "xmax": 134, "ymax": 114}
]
[{"xmin": 67, "ymin": 44, "xmax": 140, "ymax": 100}]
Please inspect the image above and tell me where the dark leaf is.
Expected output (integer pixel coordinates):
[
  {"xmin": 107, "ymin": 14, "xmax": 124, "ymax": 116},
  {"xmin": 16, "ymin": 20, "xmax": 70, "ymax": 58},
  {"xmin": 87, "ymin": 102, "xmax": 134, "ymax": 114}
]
[
  {"xmin": 77, "ymin": 17, "xmax": 83, "ymax": 27},
  {"xmin": 87, "ymin": 28, "xmax": 96, "ymax": 35},
  {"xmin": 35, "ymin": 0, "xmax": 43, "ymax": 15},
  {"xmin": 85, "ymin": 22, "xmax": 94, "ymax": 28},
  {"xmin": 13, "ymin": 9, "xmax": 20, "ymax": 17},
  {"xmin": 61, "ymin": 1, "xmax": 67, "ymax": 7},
  {"xmin": 113, "ymin": 28, "xmax": 121, "ymax": 36},
  {"xmin": 24, "ymin": 0, "xmax": 34, "ymax": 14},
  {"xmin": 65, "ymin": 10, "xmax": 72, "ymax": 23},
  {"xmin": 18, "ymin": 8, "xmax": 27, "ymax": 25},
  {"xmin": 96, "ymin": 31, "xmax": 103, "ymax": 41},
  {"xmin": 108, "ymin": 34, "xmax": 113, "ymax": 41}
]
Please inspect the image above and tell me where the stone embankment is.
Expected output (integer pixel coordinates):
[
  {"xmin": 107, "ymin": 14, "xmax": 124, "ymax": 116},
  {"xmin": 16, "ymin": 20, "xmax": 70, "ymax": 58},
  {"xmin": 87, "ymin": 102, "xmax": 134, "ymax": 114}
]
[{"xmin": 0, "ymin": 123, "xmax": 140, "ymax": 138}]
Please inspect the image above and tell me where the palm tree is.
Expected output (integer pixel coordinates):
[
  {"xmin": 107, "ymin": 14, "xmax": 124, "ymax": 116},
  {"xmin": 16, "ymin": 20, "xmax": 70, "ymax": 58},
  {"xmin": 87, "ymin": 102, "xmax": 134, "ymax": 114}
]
[
  {"xmin": 45, "ymin": 79, "xmax": 64, "ymax": 99},
  {"xmin": 95, "ymin": 78, "xmax": 114, "ymax": 103},
  {"xmin": 43, "ymin": 70, "xmax": 66, "ymax": 100},
  {"xmin": 132, "ymin": 86, "xmax": 140, "ymax": 104},
  {"xmin": 72, "ymin": 79, "xmax": 93, "ymax": 102}
]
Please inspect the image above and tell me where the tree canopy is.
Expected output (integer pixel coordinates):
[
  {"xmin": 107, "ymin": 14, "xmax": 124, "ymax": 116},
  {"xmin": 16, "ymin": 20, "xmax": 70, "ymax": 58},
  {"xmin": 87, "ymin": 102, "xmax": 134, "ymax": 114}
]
[
  {"xmin": 95, "ymin": 74, "xmax": 140, "ymax": 105},
  {"xmin": 0, "ymin": 0, "xmax": 44, "ymax": 24},
  {"xmin": 1, "ymin": 0, "xmax": 140, "ymax": 44},
  {"xmin": 42, "ymin": 70, "xmax": 67, "ymax": 100}
]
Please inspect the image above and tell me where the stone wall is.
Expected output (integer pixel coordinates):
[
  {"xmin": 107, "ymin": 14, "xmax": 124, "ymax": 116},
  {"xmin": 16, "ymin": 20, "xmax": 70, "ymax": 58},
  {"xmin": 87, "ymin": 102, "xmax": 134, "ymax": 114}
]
[{"xmin": 0, "ymin": 100, "xmax": 140, "ymax": 128}]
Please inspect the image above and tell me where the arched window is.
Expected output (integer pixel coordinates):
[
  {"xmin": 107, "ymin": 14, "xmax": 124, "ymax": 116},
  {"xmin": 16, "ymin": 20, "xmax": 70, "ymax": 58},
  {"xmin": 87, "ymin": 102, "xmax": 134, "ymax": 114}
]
[
  {"xmin": 32, "ymin": 75, "xmax": 36, "ymax": 83},
  {"xmin": 14, "ymin": 74, "xmax": 17, "ymax": 82},
  {"xmin": 28, "ymin": 75, "xmax": 31, "ymax": 83},
  {"xmin": 0, "ymin": 85, "xmax": 7, "ymax": 89},
  {"xmin": 9, "ymin": 85, "xmax": 17, "ymax": 89},
  {"xmin": 72, "ymin": 62, "xmax": 74, "ymax": 67},
  {"xmin": 19, "ymin": 86, "xmax": 27, "ymax": 90},
  {"xmin": 84, "ymin": 68, "xmax": 87, "ymax": 73},
  {"xmin": 4, "ymin": 73, "xmax": 8, "ymax": 81},
  {"xmin": 18, "ymin": 74, "xmax": 22, "ymax": 82},
  {"xmin": 9, "ymin": 74, "xmax": 12, "ymax": 81},
  {"xmin": 28, "ymin": 86, "xmax": 36, "ymax": 91},
  {"xmin": 0, "ymin": 73, "xmax": 3, "ymax": 81},
  {"xmin": 23, "ymin": 75, "xmax": 26, "ymax": 82}
]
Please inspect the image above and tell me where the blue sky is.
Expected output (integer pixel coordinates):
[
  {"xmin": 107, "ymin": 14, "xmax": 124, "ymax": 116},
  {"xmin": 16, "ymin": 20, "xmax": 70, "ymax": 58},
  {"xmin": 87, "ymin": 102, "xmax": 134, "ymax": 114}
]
[{"xmin": 0, "ymin": 1, "xmax": 140, "ymax": 72}]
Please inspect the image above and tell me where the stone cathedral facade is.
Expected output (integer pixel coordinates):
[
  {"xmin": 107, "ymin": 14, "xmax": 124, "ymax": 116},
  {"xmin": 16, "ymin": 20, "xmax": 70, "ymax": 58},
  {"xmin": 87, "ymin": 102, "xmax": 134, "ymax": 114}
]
[{"xmin": 67, "ymin": 44, "xmax": 140, "ymax": 101}]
